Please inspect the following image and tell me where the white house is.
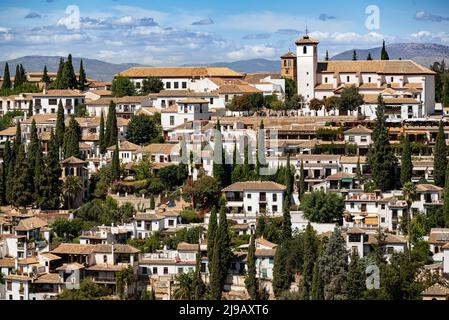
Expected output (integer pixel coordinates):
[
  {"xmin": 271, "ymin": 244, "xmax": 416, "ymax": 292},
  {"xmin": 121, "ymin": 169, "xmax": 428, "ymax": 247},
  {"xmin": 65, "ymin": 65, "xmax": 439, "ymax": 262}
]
[
  {"xmin": 343, "ymin": 126, "xmax": 372, "ymax": 155},
  {"xmin": 223, "ymin": 181, "xmax": 286, "ymax": 215},
  {"xmin": 32, "ymin": 89, "xmax": 85, "ymax": 115},
  {"xmin": 160, "ymin": 99, "xmax": 211, "ymax": 132}
]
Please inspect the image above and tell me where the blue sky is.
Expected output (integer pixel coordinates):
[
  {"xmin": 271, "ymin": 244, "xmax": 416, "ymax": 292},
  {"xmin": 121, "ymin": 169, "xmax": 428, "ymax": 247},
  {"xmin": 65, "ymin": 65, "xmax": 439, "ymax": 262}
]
[{"xmin": 0, "ymin": 0, "xmax": 448, "ymax": 65}]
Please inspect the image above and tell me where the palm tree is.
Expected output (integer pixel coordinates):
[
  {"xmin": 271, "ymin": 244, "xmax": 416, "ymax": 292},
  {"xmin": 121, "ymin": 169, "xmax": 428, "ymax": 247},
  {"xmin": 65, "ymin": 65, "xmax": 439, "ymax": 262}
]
[
  {"xmin": 63, "ymin": 175, "xmax": 82, "ymax": 209},
  {"xmin": 172, "ymin": 272, "xmax": 194, "ymax": 300}
]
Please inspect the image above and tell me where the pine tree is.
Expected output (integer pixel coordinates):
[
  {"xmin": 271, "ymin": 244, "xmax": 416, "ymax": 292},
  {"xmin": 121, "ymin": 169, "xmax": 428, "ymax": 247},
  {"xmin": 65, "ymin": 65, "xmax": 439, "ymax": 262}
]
[
  {"xmin": 325, "ymin": 50, "xmax": 329, "ymax": 61},
  {"xmin": 272, "ymin": 244, "xmax": 291, "ymax": 297},
  {"xmin": 434, "ymin": 121, "xmax": 447, "ymax": 187},
  {"xmin": 400, "ymin": 134, "xmax": 413, "ymax": 186},
  {"xmin": 346, "ymin": 252, "xmax": 365, "ymax": 300},
  {"xmin": 311, "ymin": 261, "xmax": 324, "ymax": 300},
  {"xmin": 63, "ymin": 116, "xmax": 81, "ymax": 158},
  {"xmin": 367, "ymin": 95, "xmax": 395, "ymax": 191},
  {"xmin": 352, "ymin": 50, "xmax": 357, "ymax": 61},
  {"xmin": 1, "ymin": 62, "xmax": 11, "ymax": 90},
  {"xmin": 367, "ymin": 52, "xmax": 373, "ymax": 60},
  {"xmin": 318, "ymin": 227, "xmax": 348, "ymax": 300},
  {"xmin": 78, "ymin": 59, "xmax": 87, "ymax": 91},
  {"xmin": 207, "ymin": 207, "xmax": 217, "ymax": 264},
  {"xmin": 301, "ymin": 223, "xmax": 318, "ymax": 300},
  {"xmin": 105, "ymin": 101, "xmax": 118, "ymax": 147},
  {"xmin": 55, "ymin": 100, "xmax": 65, "ymax": 150},
  {"xmin": 299, "ymin": 160, "xmax": 305, "ymax": 201},
  {"xmin": 245, "ymin": 235, "xmax": 257, "ymax": 300},
  {"xmin": 111, "ymin": 142, "xmax": 120, "ymax": 181},
  {"xmin": 281, "ymin": 197, "xmax": 292, "ymax": 243},
  {"xmin": 99, "ymin": 110, "xmax": 106, "ymax": 154},
  {"xmin": 42, "ymin": 65, "xmax": 51, "ymax": 85},
  {"xmin": 381, "ymin": 40, "xmax": 389, "ymax": 60},
  {"xmin": 10, "ymin": 145, "xmax": 33, "ymax": 209}
]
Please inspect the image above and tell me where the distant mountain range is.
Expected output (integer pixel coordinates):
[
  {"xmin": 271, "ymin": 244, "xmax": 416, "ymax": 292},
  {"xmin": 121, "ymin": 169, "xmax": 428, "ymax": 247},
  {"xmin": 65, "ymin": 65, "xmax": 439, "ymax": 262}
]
[
  {"xmin": 332, "ymin": 43, "xmax": 449, "ymax": 67},
  {"xmin": 1, "ymin": 43, "xmax": 448, "ymax": 82},
  {"xmin": 0, "ymin": 56, "xmax": 144, "ymax": 81}
]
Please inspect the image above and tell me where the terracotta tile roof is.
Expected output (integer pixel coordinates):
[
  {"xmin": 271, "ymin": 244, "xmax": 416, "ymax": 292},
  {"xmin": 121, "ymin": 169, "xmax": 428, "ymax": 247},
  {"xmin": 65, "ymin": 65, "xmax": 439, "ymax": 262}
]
[
  {"xmin": 15, "ymin": 217, "xmax": 48, "ymax": 231},
  {"xmin": 86, "ymin": 96, "xmax": 146, "ymax": 105},
  {"xmin": 118, "ymin": 67, "xmax": 243, "ymax": 78},
  {"xmin": 40, "ymin": 252, "xmax": 62, "ymax": 261},
  {"xmin": 18, "ymin": 257, "xmax": 39, "ymax": 265},
  {"xmin": 428, "ymin": 228, "xmax": 449, "ymax": 244},
  {"xmin": 222, "ymin": 181, "xmax": 286, "ymax": 192},
  {"xmin": 0, "ymin": 126, "xmax": 16, "ymax": 136},
  {"xmin": 160, "ymin": 105, "xmax": 178, "ymax": 113},
  {"xmin": 92, "ymin": 244, "xmax": 140, "ymax": 254},
  {"xmin": 344, "ymin": 125, "xmax": 372, "ymax": 134},
  {"xmin": 136, "ymin": 107, "xmax": 160, "ymax": 115},
  {"xmin": 61, "ymin": 156, "xmax": 86, "ymax": 164},
  {"xmin": 295, "ymin": 35, "xmax": 319, "ymax": 45},
  {"xmin": 415, "ymin": 184, "xmax": 443, "ymax": 192},
  {"xmin": 32, "ymin": 89, "xmax": 85, "ymax": 97},
  {"xmin": 421, "ymin": 283, "xmax": 449, "ymax": 296},
  {"xmin": 178, "ymin": 98, "xmax": 209, "ymax": 104},
  {"xmin": 317, "ymin": 60, "xmax": 435, "ymax": 75},
  {"xmin": 86, "ymin": 264, "xmax": 132, "ymax": 272},
  {"xmin": 87, "ymin": 90, "xmax": 112, "ymax": 96},
  {"xmin": 281, "ymin": 51, "xmax": 296, "ymax": 58},
  {"xmin": 367, "ymin": 234, "xmax": 407, "ymax": 245},
  {"xmin": 255, "ymin": 237, "xmax": 278, "ymax": 249},
  {"xmin": 243, "ymin": 73, "xmax": 281, "ymax": 84},
  {"xmin": 148, "ymin": 90, "xmax": 218, "ymax": 98},
  {"xmin": 51, "ymin": 243, "xmax": 95, "ymax": 255},
  {"xmin": 56, "ymin": 262, "xmax": 85, "ymax": 271},
  {"xmin": 139, "ymin": 258, "xmax": 176, "ymax": 265},
  {"xmin": 255, "ymin": 248, "xmax": 276, "ymax": 257},
  {"xmin": 0, "ymin": 258, "xmax": 15, "ymax": 267},
  {"xmin": 326, "ymin": 172, "xmax": 356, "ymax": 181},
  {"xmin": 141, "ymin": 143, "xmax": 176, "ymax": 155},
  {"xmin": 340, "ymin": 156, "xmax": 367, "ymax": 164},
  {"xmin": 22, "ymin": 114, "xmax": 58, "ymax": 124},
  {"xmin": 134, "ymin": 213, "xmax": 164, "ymax": 221},
  {"xmin": 5, "ymin": 274, "xmax": 33, "ymax": 282},
  {"xmin": 107, "ymin": 140, "xmax": 141, "ymax": 152},
  {"xmin": 34, "ymin": 273, "xmax": 63, "ymax": 284},
  {"xmin": 217, "ymin": 84, "xmax": 262, "ymax": 94},
  {"xmin": 177, "ymin": 242, "xmax": 199, "ymax": 252},
  {"xmin": 315, "ymin": 83, "xmax": 335, "ymax": 90}
]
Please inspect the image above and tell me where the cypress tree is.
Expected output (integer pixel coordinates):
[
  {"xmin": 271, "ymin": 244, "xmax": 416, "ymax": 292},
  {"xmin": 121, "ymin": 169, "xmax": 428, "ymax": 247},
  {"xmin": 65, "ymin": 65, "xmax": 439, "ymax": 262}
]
[
  {"xmin": 54, "ymin": 58, "xmax": 64, "ymax": 88},
  {"xmin": 243, "ymin": 141, "xmax": 251, "ymax": 180},
  {"xmin": 28, "ymin": 100, "xmax": 33, "ymax": 117},
  {"xmin": 1, "ymin": 62, "xmax": 11, "ymax": 90},
  {"xmin": 282, "ymin": 197, "xmax": 292, "ymax": 243},
  {"xmin": 352, "ymin": 50, "xmax": 357, "ymax": 61},
  {"xmin": 231, "ymin": 140, "xmax": 243, "ymax": 183},
  {"xmin": 111, "ymin": 142, "xmax": 120, "ymax": 181},
  {"xmin": 285, "ymin": 154, "xmax": 293, "ymax": 205},
  {"xmin": 10, "ymin": 145, "xmax": 33, "ymax": 209},
  {"xmin": 212, "ymin": 120, "xmax": 226, "ymax": 188},
  {"xmin": 346, "ymin": 251, "xmax": 365, "ymax": 300},
  {"xmin": 0, "ymin": 165, "xmax": 5, "ymax": 205},
  {"xmin": 33, "ymin": 140, "xmax": 45, "ymax": 205},
  {"xmin": 245, "ymin": 235, "xmax": 257, "ymax": 300},
  {"xmin": 192, "ymin": 246, "xmax": 206, "ymax": 300},
  {"xmin": 149, "ymin": 194, "xmax": 155, "ymax": 210},
  {"xmin": 367, "ymin": 52, "xmax": 373, "ymax": 60},
  {"xmin": 42, "ymin": 65, "xmax": 51, "ymax": 85},
  {"xmin": 325, "ymin": 50, "xmax": 329, "ymax": 61},
  {"xmin": 367, "ymin": 95, "xmax": 395, "ymax": 191},
  {"xmin": 14, "ymin": 65, "xmax": 21, "ymax": 87},
  {"xmin": 443, "ymin": 165, "xmax": 449, "ymax": 227},
  {"xmin": 217, "ymin": 206, "xmax": 232, "ymax": 283},
  {"xmin": 27, "ymin": 120, "xmax": 40, "ymax": 191},
  {"xmin": 207, "ymin": 207, "xmax": 218, "ymax": 264},
  {"xmin": 256, "ymin": 120, "xmax": 266, "ymax": 178},
  {"xmin": 105, "ymin": 100, "xmax": 118, "ymax": 147},
  {"xmin": 55, "ymin": 100, "xmax": 65, "ymax": 149},
  {"xmin": 63, "ymin": 116, "xmax": 81, "ymax": 158},
  {"xmin": 63, "ymin": 54, "xmax": 78, "ymax": 89},
  {"xmin": 434, "ymin": 121, "xmax": 447, "ymax": 187},
  {"xmin": 318, "ymin": 227, "xmax": 348, "ymax": 300},
  {"xmin": 78, "ymin": 59, "xmax": 87, "ymax": 91},
  {"xmin": 299, "ymin": 160, "xmax": 305, "ymax": 201},
  {"xmin": 209, "ymin": 234, "xmax": 223, "ymax": 300},
  {"xmin": 12, "ymin": 121, "xmax": 22, "ymax": 157},
  {"xmin": 2, "ymin": 140, "xmax": 11, "ymax": 204},
  {"xmin": 272, "ymin": 244, "xmax": 291, "ymax": 297},
  {"xmin": 41, "ymin": 131, "xmax": 62, "ymax": 209},
  {"xmin": 381, "ymin": 40, "xmax": 389, "ymax": 60},
  {"xmin": 301, "ymin": 223, "xmax": 318, "ymax": 300},
  {"xmin": 311, "ymin": 261, "xmax": 324, "ymax": 300},
  {"xmin": 400, "ymin": 134, "xmax": 413, "ymax": 186},
  {"xmin": 20, "ymin": 64, "xmax": 26, "ymax": 84},
  {"xmin": 99, "ymin": 110, "xmax": 106, "ymax": 154}
]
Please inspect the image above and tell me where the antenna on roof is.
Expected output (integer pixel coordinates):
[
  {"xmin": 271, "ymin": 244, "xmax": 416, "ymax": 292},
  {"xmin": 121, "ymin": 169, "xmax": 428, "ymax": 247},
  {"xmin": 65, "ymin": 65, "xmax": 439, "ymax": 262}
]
[{"xmin": 305, "ymin": 25, "xmax": 309, "ymax": 36}]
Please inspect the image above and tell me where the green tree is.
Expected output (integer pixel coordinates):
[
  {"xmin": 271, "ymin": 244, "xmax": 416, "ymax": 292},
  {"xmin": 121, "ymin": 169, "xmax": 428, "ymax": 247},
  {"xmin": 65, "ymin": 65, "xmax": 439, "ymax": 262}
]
[
  {"xmin": 325, "ymin": 50, "xmax": 329, "ymax": 61},
  {"xmin": 381, "ymin": 40, "xmax": 389, "ymax": 60},
  {"xmin": 346, "ymin": 252, "xmax": 365, "ymax": 300},
  {"xmin": 42, "ymin": 65, "xmax": 51, "ymax": 85},
  {"xmin": 112, "ymin": 76, "xmax": 135, "ymax": 97},
  {"xmin": 116, "ymin": 265, "xmax": 135, "ymax": 299},
  {"xmin": 311, "ymin": 261, "xmax": 324, "ymax": 300},
  {"xmin": 212, "ymin": 120, "xmax": 227, "ymax": 188},
  {"xmin": 55, "ymin": 100, "xmax": 65, "ymax": 149},
  {"xmin": 433, "ymin": 121, "xmax": 447, "ymax": 187},
  {"xmin": 192, "ymin": 247, "xmax": 206, "ymax": 300},
  {"xmin": 301, "ymin": 223, "xmax": 318, "ymax": 300},
  {"xmin": 10, "ymin": 145, "xmax": 33, "ymax": 209},
  {"xmin": 99, "ymin": 110, "xmax": 106, "ymax": 154},
  {"xmin": 207, "ymin": 207, "xmax": 218, "ymax": 264},
  {"xmin": 367, "ymin": 52, "xmax": 373, "ymax": 60},
  {"xmin": 352, "ymin": 50, "xmax": 357, "ymax": 61},
  {"xmin": 141, "ymin": 77, "xmax": 164, "ymax": 94},
  {"xmin": 245, "ymin": 235, "xmax": 257, "ymax": 300},
  {"xmin": 126, "ymin": 114, "xmax": 159, "ymax": 145},
  {"xmin": 285, "ymin": 154, "xmax": 293, "ymax": 204},
  {"xmin": 149, "ymin": 194, "xmax": 156, "ymax": 210},
  {"xmin": 299, "ymin": 160, "xmax": 306, "ymax": 200},
  {"xmin": 300, "ymin": 190, "xmax": 344, "ymax": 223},
  {"xmin": 63, "ymin": 116, "xmax": 81, "ymax": 158},
  {"xmin": 281, "ymin": 197, "xmax": 292, "ymax": 243},
  {"xmin": 319, "ymin": 227, "xmax": 348, "ymax": 300},
  {"xmin": 111, "ymin": 142, "xmax": 120, "ymax": 181},
  {"xmin": 78, "ymin": 59, "xmax": 87, "ymax": 91},
  {"xmin": 104, "ymin": 101, "xmax": 118, "ymax": 147},
  {"xmin": 63, "ymin": 175, "xmax": 82, "ymax": 209},
  {"xmin": 400, "ymin": 134, "xmax": 413, "ymax": 186},
  {"xmin": 338, "ymin": 85, "xmax": 364, "ymax": 114},
  {"xmin": 217, "ymin": 206, "xmax": 232, "ymax": 283},
  {"xmin": 367, "ymin": 95, "xmax": 396, "ymax": 191},
  {"xmin": 1, "ymin": 62, "xmax": 11, "ymax": 90},
  {"xmin": 58, "ymin": 278, "xmax": 111, "ymax": 300},
  {"xmin": 444, "ymin": 165, "xmax": 449, "ymax": 227},
  {"xmin": 40, "ymin": 131, "xmax": 62, "ymax": 209},
  {"xmin": 272, "ymin": 244, "xmax": 291, "ymax": 297},
  {"xmin": 192, "ymin": 176, "xmax": 221, "ymax": 210}
]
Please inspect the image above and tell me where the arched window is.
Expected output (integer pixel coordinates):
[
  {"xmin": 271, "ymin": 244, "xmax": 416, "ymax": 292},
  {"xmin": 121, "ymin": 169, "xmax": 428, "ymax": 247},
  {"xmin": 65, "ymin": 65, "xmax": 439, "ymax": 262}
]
[{"xmin": 303, "ymin": 46, "xmax": 307, "ymax": 54}]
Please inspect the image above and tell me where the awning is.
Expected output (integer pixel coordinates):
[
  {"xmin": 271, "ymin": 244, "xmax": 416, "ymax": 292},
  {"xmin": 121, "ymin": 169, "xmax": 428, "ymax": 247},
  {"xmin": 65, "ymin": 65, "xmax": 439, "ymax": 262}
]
[{"xmin": 342, "ymin": 178, "xmax": 354, "ymax": 183}]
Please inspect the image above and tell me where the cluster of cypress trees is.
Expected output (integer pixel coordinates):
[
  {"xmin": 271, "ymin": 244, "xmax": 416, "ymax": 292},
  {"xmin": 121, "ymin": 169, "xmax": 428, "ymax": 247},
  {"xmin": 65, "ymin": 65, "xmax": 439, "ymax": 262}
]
[
  {"xmin": 50, "ymin": 54, "xmax": 87, "ymax": 90},
  {"xmin": 0, "ymin": 120, "xmax": 62, "ymax": 209},
  {"xmin": 1, "ymin": 63, "xmax": 27, "ymax": 90}
]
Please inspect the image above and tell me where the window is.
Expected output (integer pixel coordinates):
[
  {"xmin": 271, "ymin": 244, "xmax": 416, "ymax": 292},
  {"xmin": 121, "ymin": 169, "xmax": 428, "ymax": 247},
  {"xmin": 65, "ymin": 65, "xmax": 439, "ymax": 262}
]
[
  {"xmin": 381, "ymin": 217, "xmax": 385, "ymax": 223},
  {"xmin": 387, "ymin": 247, "xmax": 394, "ymax": 254},
  {"xmin": 247, "ymin": 206, "xmax": 252, "ymax": 212},
  {"xmin": 381, "ymin": 204, "xmax": 385, "ymax": 210},
  {"xmin": 247, "ymin": 193, "xmax": 252, "ymax": 199},
  {"xmin": 361, "ymin": 204, "xmax": 367, "ymax": 212},
  {"xmin": 347, "ymin": 76, "xmax": 350, "ymax": 82},
  {"xmin": 163, "ymin": 267, "xmax": 168, "ymax": 275},
  {"xmin": 361, "ymin": 136, "xmax": 367, "ymax": 143},
  {"xmin": 350, "ymin": 202, "xmax": 355, "ymax": 209},
  {"xmin": 174, "ymin": 82, "xmax": 179, "ymax": 89},
  {"xmin": 166, "ymin": 82, "xmax": 171, "ymax": 89},
  {"xmin": 49, "ymin": 99, "xmax": 57, "ymax": 105},
  {"xmin": 391, "ymin": 77, "xmax": 394, "ymax": 83},
  {"xmin": 7, "ymin": 281, "xmax": 12, "ymax": 290},
  {"xmin": 178, "ymin": 267, "xmax": 183, "ymax": 274},
  {"xmin": 182, "ymin": 82, "xmax": 187, "ymax": 89},
  {"xmin": 168, "ymin": 219, "xmax": 174, "ymax": 226},
  {"xmin": 325, "ymin": 77, "xmax": 328, "ymax": 83},
  {"xmin": 261, "ymin": 268, "xmax": 268, "ymax": 278},
  {"xmin": 66, "ymin": 99, "xmax": 72, "ymax": 106},
  {"xmin": 272, "ymin": 194, "xmax": 277, "ymax": 202},
  {"xmin": 103, "ymin": 255, "xmax": 107, "ymax": 263},
  {"xmin": 272, "ymin": 205, "xmax": 278, "ymax": 212},
  {"xmin": 135, "ymin": 82, "xmax": 141, "ymax": 89},
  {"xmin": 349, "ymin": 136, "xmax": 355, "ymax": 142},
  {"xmin": 368, "ymin": 77, "xmax": 371, "ymax": 83},
  {"xmin": 170, "ymin": 116, "xmax": 174, "ymax": 126},
  {"xmin": 303, "ymin": 46, "xmax": 307, "ymax": 54},
  {"xmin": 142, "ymin": 267, "xmax": 148, "ymax": 275},
  {"xmin": 153, "ymin": 267, "xmax": 158, "ymax": 274},
  {"xmin": 210, "ymin": 98, "xmax": 214, "ymax": 105},
  {"xmin": 225, "ymin": 95, "xmax": 229, "ymax": 102}
]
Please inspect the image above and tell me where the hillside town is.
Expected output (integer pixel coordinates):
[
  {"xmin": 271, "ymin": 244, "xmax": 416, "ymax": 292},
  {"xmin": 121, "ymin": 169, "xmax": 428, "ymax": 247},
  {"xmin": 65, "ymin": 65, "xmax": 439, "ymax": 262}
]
[{"xmin": 1, "ymin": 33, "xmax": 449, "ymax": 302}]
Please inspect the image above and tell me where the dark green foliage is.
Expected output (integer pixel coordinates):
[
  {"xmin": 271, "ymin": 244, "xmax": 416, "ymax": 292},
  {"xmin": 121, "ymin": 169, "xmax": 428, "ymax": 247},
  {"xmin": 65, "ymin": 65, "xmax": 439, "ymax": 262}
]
[
  {"xmin": 192, "ymin": 248, "xmax": 206, "ymax": 300},
  {"xmin": 63, "ymin": 116, "xmax": 81, "ymax": 158},
  {"xmin": 281, "ymin": 197, "xmax": 292, "ymax": 243},
  {"xmin": 39, "ymin": 131, "xmax": 62, "ymax": 210},
  {"xmin": 112, "ymin": 76, "xmax": 135, "ymax": 97},
  {"xmin": 299, "ymin": 161, "xmax": 306, "ymax": 200},
  {"xmin": 1, "ymin": 63, "xmax": 11, "ymax": 89},
  {"xmin": 284, "ymin": 78, "xmax": 297, "ymax": 101},
  {"xmin": 367, "ymin": 52, "xmax": 373, "ymax": 60},
  {"xmin": 52, "ymin": 218, "xmax": 85, "ymax": 242},
  {"xmin": 125, "ymin": 114, "xmax": 160, "ymax": 145},
  {"xmin": 433, "ymin": 121, "xmax": 447, "ymax": 187},
  {"xmin": 42, "ymin": 65, "xmax": 51, "ymax": 85},
  {"xmin": 58, "ymin": 278, "xmax": 111, "ymax": 300},
  {"xmin": 227, "ymin": 93, "xmax": 264, "ymax": 112},
  {"xmin": 53, "ymin": 58, "xmax": 64, "ymax": 89},
  {"xmin": 10, "ymin": 145, "xmax": 33, "ymax": 208},
  {"xmin": 104, "ymin": 101, "xmax": 118, "ymax": 148},
  {"xmin": 311, "ymin": 261, "xmax": 324, "ymax": 300},
  {"xmin": 158, "ymin": 165, "xmax": 188, "ymax": 190},
  {"xmin": 300, "ymin": 190, "xmax": 344, "ymax": 223},
  {"xmin": 300, "ymin": 224, "xmax": 318, "ymax": 300},
  {"xmin": 207, "ymin": 207, "xmax": 218, "ymax": 264},
  {"xmin": 381, "ymin": 40, "xmax": 389, "ymax": 60},
  {"xmin": 245, "ymin": 235, "xmax": 257, "ymax": 300},
  {"xmin": 285, "ymin": 155, "xmax": 293, "ymax": 204},
  {"xmin": 367, "ymin": 95, "xmax": 396, "ymax": 191},
  {"xmin": 78, "ymin": 59, "xmax": 87, "ymax": 91},
  {"xmin": 141, "ymin": 77, "xmax": 164, "ymax": 94},
  {"xmin": 443, "ymin": 166, "xmax": 449, "ymax": 227},
  {"xmin": 99, "ymin": 111, "xmax": 106, "ymax": 154},
  {"xmin": 325, "ymin": 50, "xmax": 329, "ymax": 61},
  {"xmin": 272, "ymin": 244, "xmax": 291, "ymax": 297},
  {"xmin": 352, "ymin": 50, "xmax": 357, "ymax": 61},
  {"xmin": 400, "ymin": 135, "xmax": 413, "ymax": 186},
  {"xmin": 60, "ymin": 54, "xmax": 78, "ymax": 89},
  {"xmin": 346, "ymin": 252, "xmax": 365, "ymax": 300},
  {"xmin": 55, "ymin": 100, "xmax": 65, "ymax": 149},
  {"xmin": 111, "ymin": 142, "xmax": 120, "ymax": 181},
  {"xmin": 338, "ymin": 85, "xmax": 364, "ymax": 113},
  {"xmin": 192, "ymin": 176, "xmax": 221, "ymax": 210}
]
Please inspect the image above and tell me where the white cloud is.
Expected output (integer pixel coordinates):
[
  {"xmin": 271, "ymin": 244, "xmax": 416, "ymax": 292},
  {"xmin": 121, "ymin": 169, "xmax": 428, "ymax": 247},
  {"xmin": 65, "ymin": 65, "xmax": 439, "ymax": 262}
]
[
  {"xmin": 410, "ymin": 30, "xmax": 449, "ymax": 43},
  {"xmin": 309, "ymin": 31, "xmax": 396, "ymax": 44},
  {"xmin": 227, "ymin": 44, "xmax": 276, "ymax": 60}
]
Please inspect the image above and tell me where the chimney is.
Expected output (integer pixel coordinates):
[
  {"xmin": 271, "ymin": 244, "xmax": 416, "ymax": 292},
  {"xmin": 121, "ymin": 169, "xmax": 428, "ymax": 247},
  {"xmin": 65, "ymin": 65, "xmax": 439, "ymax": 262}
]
[{"xmin": 43, "ymin": 88, "xmax": 47, "ymax": 95}]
